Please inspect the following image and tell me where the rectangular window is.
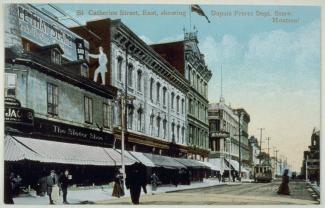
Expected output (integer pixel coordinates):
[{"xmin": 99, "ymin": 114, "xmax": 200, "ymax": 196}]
[
  {"xmin": 47, "ymin": 83, "xmax": 58, "ymax": 115},
  {"xmin": 5, "ymin": 73, "xmax": 17, "ymax": 97},
  {"xmin": 84, "ymin": 96, "xmax": 93, "ymax": 123},
  {"xmin": 103, "ymin": 103, "xmax": 111, "ymax": 128}
]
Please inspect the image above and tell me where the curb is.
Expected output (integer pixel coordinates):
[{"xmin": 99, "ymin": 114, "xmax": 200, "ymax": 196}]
[{"xmin": 165, "ymin": 183, "xmax": 238, "ymax": 193}]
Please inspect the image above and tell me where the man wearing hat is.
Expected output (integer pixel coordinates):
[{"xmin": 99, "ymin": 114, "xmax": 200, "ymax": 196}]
[{"xmin": 46, "ymin": 170, "xmax": 60, "ymax": 204}]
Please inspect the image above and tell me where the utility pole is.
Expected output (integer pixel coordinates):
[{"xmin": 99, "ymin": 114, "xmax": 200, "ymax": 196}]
[
  {"xmin": 305, "ymin": 154, "xmax": 309, "ymax": 182},
  {"xmin": 266, "ymin": 137, "xmax": 271, "ymax": 165},
  {"xmin": 257, "ymin": 128, "xmax": 265, "ymax": 164},
  {"xmin": 275, "ymin": 149, "xmax": 279, "ymax": 177}
]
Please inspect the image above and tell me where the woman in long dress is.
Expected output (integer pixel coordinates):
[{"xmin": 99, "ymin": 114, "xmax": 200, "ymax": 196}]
[
  {"xmin": 277, "ymin": 169, "xmax": 290, "ymax": 195},
  {"xmin": 112, "ymin": 169, "xmax": 124, "ymax": 198}
]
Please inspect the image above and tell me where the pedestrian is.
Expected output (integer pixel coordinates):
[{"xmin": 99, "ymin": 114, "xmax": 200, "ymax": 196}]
[
  {"xmin": 12, "ymin": 174, "xmax": 22, "ymax": 196},
  {"xmin": 4, "ymin": 170, "xmax": 14, "ymax": 204},
  {"xmin": 126, "ymin": 162, "xmax": 147, "ymax": 204},
  {"xmin": 46, "ymin": 170, "xmax": 60, "ymax": 204},
  {"xmin": 217, "ymin": 172, "xmax": 221, "ymax": 182},
  {"xmin": 37, "ymin": 176, "xmax": 47, "ymax": 196},
  {"xmin": 112, "ymin": 168, "xmax": 124, "ymax": 198},
  {"xmin": 59, "ymin": 169, "xmax": 71, "ymax": 204},
  {"xmin": 277, "ymin": 169, "xmax": 290, "ymax": 195},
  {"xmin": 150, "ymin": 172, "xmax": 159, "ymax": 192}
]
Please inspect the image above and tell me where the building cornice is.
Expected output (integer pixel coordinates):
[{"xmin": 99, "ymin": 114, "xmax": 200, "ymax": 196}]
[{"xmin": 111, "ymin": 20, "xmax": 190, "ymax": 94}]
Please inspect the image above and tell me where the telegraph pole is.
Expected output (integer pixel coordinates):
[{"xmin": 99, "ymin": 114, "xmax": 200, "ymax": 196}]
[
  {"xmin": 275, "ymin": 149, "xmax": 279, "ymax": 177},
  {"xmin": 257, "ymin": 128, "xmax": 265, "ymax": 164},
  {"xmin": 238, "ymin": 112, "xmax": 243, "ymax": 182}
]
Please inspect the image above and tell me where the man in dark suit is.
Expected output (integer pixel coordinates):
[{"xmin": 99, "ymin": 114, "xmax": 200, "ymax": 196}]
[
  {"xmin": 59, "ymin": 169, "xmax": 71, "ymax": 204},
  {"xmin": 46, "ymin": 170, "xmax": 59, "ymax": 204},
  {"xmin": 126, "ymin": 162, "xmax": 147, "ymax": 204}
]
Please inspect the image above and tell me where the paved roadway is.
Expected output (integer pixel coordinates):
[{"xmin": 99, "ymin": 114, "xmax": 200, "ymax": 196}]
[{"xmin": 96, "ymin": 179, "xmax": 319, "ymax": 205}]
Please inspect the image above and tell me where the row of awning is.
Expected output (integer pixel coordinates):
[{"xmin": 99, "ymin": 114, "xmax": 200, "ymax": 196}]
[{"xmin": 4, "ymin": 136, "xmax": 214, "ymax": 170}]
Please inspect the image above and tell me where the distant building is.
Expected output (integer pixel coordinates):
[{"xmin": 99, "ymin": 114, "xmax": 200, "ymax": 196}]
[
  {"xmin": 248, "ymin": 136, "xmax": 260, "ymax": 167},
  {"xmin": 300, "ymin": 128, "xmax": 320, "ymax": 183},
  {"xmin": 208, "ymin": 101, "xmax": 250, "ymax": 178}
]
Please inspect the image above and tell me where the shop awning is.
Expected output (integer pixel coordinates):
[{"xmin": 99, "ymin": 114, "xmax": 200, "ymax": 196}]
[
  {"xmin": 143, "ymin": 153, "xmax": 186, "ymax": 169},
  {"xmin": 114, "ymin": 150, "xmax": 156, "ymax": 167},
  {"xmin": 198, "ymin": 161, "xmax": 220, "ymax": 171},
  {"xmin": 225, "ymin": 159, "xmax": 248, "ymax": 173},
  {"xmin": 174, "ymin": 158, "xmax": 208, "ymax": 169},
  {"xmin": 5, "ymin": 135, "xmax": 136, "ymax": 166},
  {"xmin": 210, "ymin": 158, "xmax": 229, "ymax": 171}
]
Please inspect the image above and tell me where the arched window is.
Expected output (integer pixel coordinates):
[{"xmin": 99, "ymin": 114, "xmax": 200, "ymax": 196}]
[
  {"xmin": 182, "ymin": 126, "xmax": 185, "ymax": 144},
  {"xmin": 163, "ymin": 119, "xmax": 167, "ymax": 139},
  {"xmin": 150, "ymin": 78, "xmax": 154, "ymax": 101},
  {"xmin": 177, "ymin": 125, "xmax": 180, "ymax": 143},
  {"xmin": 171, "ymin": 92, "xmax": 175, "ymax": 109},
  {"xmin": 117, "ymin": 57, "xmax": 123, "ymax": 81},
  {"xmin": 137, "ymin": 70, "xmax": 142, "ymax": 92},
  {"xmin": 163, "ymin": 87, "xmax": 167, "ymax": 106},
  {"xmin": 171, "ymin": 122, "xmax": 175, "ymax": 142},
  {"xmin": 137, "ymin": 107, "xmax": 143, "ymax": 132},
  {"xmin": 181, "ymin": 99, "xmax": 185, "ymax": 114},
  {"xmin": 156, "ymin": 82, "xmax": 161, "ymax": 103},
  {"xmin": 127, "ymin": 106, "xmax": 133, "ymax": 129},
  {"xmin": 156, "ymin": 116, "xmax": 161, "ymax": 137},
  {"xmin": 176, "ymin": 96, "xmax": 180, "ymax": 113},
  {"xmin": 127, "ymin": 64, "xmax": 133, "ymax": 87}
]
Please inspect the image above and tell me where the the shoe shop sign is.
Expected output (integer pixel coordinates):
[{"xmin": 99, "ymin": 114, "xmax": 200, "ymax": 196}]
[
  {"xmin": 16, "ymin": 4, "xmax": 88, "ymax": 61},
  {"xmin": 5, "ymin": 97, "xmax": 34, "ymax": 127}
]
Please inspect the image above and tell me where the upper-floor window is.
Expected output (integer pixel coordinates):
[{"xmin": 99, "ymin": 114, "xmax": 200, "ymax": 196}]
[
  {"xmin": 171, "ymin": 92, "xmax": 175, "ymax": 109},
  {"xmin": 127, "ymin": 106, "xmax": 133, "ymax": 129},
  {"xmin": 156, "ymin": 82, "xmax": 161, "ymax": 103},
  {"xmin": 156, "ymin": 116, "xmax": 161, "ymax": 137},
  {"xmin": 189, "ymin": 99, "xmax": 192, "ymax": 114},
  {"xmin": 150, "ymin": 114, "xmax": 154, "ymax": 135},
  {"xmin": 137, "ymin": 70, "xmax": 142, "ymax": 92},
  {"xmin": 163, "ymin": 119, "xmax": 167, "ymax": 139},
  {"xmin": 103, "ymin": 103, "xmax": 111, "ymax": 128},
  {"xmin": 51, "ymin": 49, "xmax": 61, "ymax": 65},
  {"xmin": 182, "ymin": 126, "xmax": 185, "ymax": 144},
  {"xmin": 84, "ymin": 96, "xmax": 93, "ymax": 123},
  {"xmin": 80, "ymin": 63, "xmax": 89, "ymax": 78},
  {"xmin": 137, "ymin": 108, "xmax": 143, "ymax": 132},
  {"xmin": 177, "ymin": 125, "xmax": 180, "ymax": 143},
  {"xmin": 5, "ymin": 73, "xmax": 16, "ymax": 97},
  {"xmin": 181, "ymin": 99, "xmax": 185, "ymax": 114},
  {"xmin": 150, "ymin": 78, "xmax": 154, "ymax": 101},
  {"xmin": 176, "ymin": 96, "xmax": 180, "ymax": 113},
  {"xmin": 163, "ymin": 87, "xmax": 167, "ymax": 106},
  {"xmin": 47, "ymin": 83, "xmax": 58, "ymax": 116},
  {"xmin": 117, "ymin": 57, "xmax": 123, "ymax": 81},
  {"xmin": 127, "ymin": 64, "xmax": 133, "ymax": 87}
]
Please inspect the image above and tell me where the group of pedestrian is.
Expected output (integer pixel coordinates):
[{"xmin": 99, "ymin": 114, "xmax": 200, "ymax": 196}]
[{"xmin": 45, "ymin": 169, "xmax": 72, "ymax": 204}]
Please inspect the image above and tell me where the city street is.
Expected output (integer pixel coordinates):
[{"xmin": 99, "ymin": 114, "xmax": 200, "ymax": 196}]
[{"xmin": 96, "ymin": 179, "xmax": 319, "ymax": 205}]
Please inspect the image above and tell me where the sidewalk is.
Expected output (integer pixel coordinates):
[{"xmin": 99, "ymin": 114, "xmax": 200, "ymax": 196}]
[{"xmin": 13, "ymin": 179, "xmax": 234, "ymax": 205}]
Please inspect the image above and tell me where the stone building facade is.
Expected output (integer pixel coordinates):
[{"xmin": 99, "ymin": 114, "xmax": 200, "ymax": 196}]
[
  {"xmin": 151, "ymin": 32, "xmax": 212, "ymax": 160},
  {"xmin": 71, "ymin": 19, "xmax": 190, "ymax": 157},
  {"xmin": 208, "ymin": 101, "xmax": 251, "ymax": 176}
]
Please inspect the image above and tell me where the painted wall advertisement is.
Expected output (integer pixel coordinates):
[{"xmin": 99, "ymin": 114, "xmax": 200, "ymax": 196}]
[{"xmin": 17, "ymin": 4, "xmax": 88, "ymax": 61}]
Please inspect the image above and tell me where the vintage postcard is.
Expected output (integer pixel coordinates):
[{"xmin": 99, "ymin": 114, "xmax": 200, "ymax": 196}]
[{"xmin": 1, "ymin": 0, "xmax": 323, "ymax": 206}]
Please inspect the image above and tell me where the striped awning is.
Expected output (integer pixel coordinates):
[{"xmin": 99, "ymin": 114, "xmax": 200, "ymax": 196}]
[
  {"xmin": 174, "ymin": 158, "xmax": 208, "ymax": 169},
  {"xmin": 114, "ymin": 150, "xmax": 156, "ymax": 167},
  {"xmin": 5, "ymin": 135, "xmax": 136, "ymax": 166},
  {"xmin": 198, "ymin": 161, "xmax": 220, "ymax": 171},
  {"xmin": 143, "ymin": 153, "xmax": 186, "ymax": 169}
]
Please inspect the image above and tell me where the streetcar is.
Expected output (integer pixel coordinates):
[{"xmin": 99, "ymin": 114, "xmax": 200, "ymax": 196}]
[{"xmin": 254, "ymin": 164, "xmax": 272, "ymax": 183}]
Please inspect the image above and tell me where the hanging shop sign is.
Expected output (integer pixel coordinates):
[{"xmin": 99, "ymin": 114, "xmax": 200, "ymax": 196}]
[{"xmin": 16, "ymin": 4, "xmax": 88, "ymax": 61}]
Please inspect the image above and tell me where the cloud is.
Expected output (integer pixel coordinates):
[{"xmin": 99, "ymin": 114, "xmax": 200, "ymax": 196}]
[{"xmin": 200, "ymin": 20, "xmax": 320, "ymax": 171}]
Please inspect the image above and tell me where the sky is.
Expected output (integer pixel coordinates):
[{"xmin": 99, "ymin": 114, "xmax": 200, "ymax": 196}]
[{"xmin": 45, "ymin": 3, "xmax": 320, "ymax": 172}]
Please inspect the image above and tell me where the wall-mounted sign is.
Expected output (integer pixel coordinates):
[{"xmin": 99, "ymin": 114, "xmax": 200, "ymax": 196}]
[
  {"xmin": 5, "ymin": 97, "xmax": 34, "ymax": 130},
  {"xmin": 34, "ymin": 118, "xmax": 114, "ymax": 145},
  {"xmin": 75, "ymin": 38, "xmax": 86, "ymax": 60},
  {"xmin": 16, "ymin": 4, "xmax": 89, "ymax": 61}
]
